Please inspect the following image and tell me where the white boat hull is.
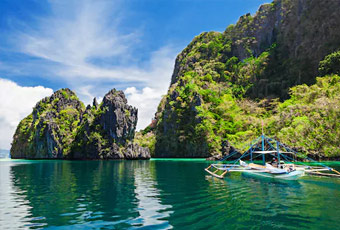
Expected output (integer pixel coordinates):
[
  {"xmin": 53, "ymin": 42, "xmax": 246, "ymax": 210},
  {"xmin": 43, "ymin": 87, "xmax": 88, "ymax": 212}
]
[{"xmin": 242, "ymin": 169, "xmax": 305, "ymax": 180}]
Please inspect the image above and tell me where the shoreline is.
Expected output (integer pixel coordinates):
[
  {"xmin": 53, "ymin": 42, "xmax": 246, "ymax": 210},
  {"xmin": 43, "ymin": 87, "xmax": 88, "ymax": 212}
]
[{"xmin": 2, "ymin": 158, "xmax": 340, "ymax": 165}]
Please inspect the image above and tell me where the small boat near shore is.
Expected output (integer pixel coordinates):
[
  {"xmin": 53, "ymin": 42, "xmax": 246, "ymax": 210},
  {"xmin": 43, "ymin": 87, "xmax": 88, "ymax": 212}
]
[{"xmin": 205, "ymin": 134, "xmax": 340, "ymax": 180}]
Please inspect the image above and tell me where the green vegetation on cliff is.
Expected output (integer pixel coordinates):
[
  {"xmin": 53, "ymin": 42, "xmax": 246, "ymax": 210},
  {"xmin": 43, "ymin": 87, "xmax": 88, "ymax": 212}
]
[
  {"xmin": 137, "ymin": 0, "xmax": 340, "ymax": 159},
  {"xmin": 11, "ymin": 89, "xmax": 84, "ymax": 158},
  {"xmin": 319, "ymin": 50, "xmax": 340, "ymax": 77},
  {"xmin": 274, "ymin": 75, "xmax": 340, "ymax": 158},
  {"xmin": 11, "ymin": 89, "xmax": 151, "ymax": 159},
  {"xmin": 70, "ymin": 103, "xmax": 112, "ymax": 159},
  {"xmin": 139, "ymin": 56, "xmax": 340, "ymax": 159}
]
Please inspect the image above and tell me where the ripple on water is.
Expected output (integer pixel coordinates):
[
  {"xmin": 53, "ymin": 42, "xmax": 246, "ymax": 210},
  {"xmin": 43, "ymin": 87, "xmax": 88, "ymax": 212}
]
[{"xmin": 1, "ymin": 160, "xmax": 340, "ymax": 229}]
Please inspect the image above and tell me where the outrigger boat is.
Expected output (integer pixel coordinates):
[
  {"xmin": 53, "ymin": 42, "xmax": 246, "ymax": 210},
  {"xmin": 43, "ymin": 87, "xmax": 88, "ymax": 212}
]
[{"xmin": 205, "ymin": 134, "xmax": 340, "ymax": 180}]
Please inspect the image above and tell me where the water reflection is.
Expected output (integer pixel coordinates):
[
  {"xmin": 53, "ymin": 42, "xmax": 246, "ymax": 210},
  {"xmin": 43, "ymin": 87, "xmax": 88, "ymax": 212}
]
[
  {"xmin": 131, "ymin": 161, "xmax": 173, "ymax": 228},
  {"xmin": 3, "ymin": 160, "xmax": 150, "ymax": 229},
  {"xmin": 1, "ymin": 160, "xmax": 340, "ymax": 229},
  {"xmin": 0, "ymin": 161, "xmax": 43, "ymax": 229},
  {"xmin": 204, "ymin": 171, "xmax": 340, "ymax": 230}
]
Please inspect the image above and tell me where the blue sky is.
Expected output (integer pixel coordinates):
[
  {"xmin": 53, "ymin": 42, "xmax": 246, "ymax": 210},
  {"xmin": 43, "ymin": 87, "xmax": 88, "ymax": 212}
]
[{"xmin": 0, "ymin": 0, "xmax": 269, "ymax": 149}]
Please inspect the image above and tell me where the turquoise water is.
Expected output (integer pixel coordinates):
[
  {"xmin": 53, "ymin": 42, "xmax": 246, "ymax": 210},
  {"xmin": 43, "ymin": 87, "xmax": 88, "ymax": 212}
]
[{"xmin": 0, "ymin": 159, "xmax": 340, "ymax": 229}]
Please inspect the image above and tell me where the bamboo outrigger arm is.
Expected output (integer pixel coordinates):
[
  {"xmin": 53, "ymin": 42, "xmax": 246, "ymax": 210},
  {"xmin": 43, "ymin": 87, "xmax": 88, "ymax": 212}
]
[
  {"xmin": 221, "ymin": 170, "xmax": 229, "ymax": 177},
  {"xmin": 332, "ymin": 168, "xmax": 340, "ymax": 175},
  {"xmin": 304, "ymin": 167, "xmax": 340, "ymax": 178},
  {"xmin": 205, "ymin": 167, "xmax": 225, "ymax": 179}
]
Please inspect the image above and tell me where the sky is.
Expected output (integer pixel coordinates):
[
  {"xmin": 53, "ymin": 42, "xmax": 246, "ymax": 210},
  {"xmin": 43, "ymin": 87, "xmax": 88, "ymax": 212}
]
[{"xmin": 0, "ymin": 0, "xmax": 269, "ymax": 150}]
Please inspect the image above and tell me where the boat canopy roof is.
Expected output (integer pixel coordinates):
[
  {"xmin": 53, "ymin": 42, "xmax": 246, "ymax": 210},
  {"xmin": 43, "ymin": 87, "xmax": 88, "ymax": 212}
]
[
  {"xmin": 252, "ymin": 150, "xmax": 295, "ymax": 155},
  {"xmin": 252, "ymin": 150, "xmax": 277, "ymax": 154}
]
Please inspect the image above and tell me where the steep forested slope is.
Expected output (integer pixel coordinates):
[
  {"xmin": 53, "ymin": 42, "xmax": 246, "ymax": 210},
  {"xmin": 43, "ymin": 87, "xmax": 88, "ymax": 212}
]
[
  {"xmin": 11, "ymin": 89, "xmax": 84, "ymax": 158},
  {"xmin": 136, "ymin": 0, "xmax": 340, "ymax": 159},
  {"xmin": 11, "ymin": 89, "xmax": 150, "ymax": 159}
]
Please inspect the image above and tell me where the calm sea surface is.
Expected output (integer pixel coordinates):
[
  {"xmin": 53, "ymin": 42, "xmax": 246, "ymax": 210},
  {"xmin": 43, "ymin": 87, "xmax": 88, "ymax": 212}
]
[{"xmin": 0, "ymin": 159, "xmax": 340, "ymax": 229}]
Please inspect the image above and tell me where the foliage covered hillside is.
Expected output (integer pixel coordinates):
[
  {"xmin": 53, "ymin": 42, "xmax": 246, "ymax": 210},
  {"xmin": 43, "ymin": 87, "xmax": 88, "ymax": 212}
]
[
  {"xmin": 11, "ymin": 89, "xmax": 150, "ymax": 159},
  {"xmin": 71, "ymin": 90, "xmax": 150, "ymax": 159},
  {"xmin": 136, "ymin": 0, "xmax": 340, "ymax": 159},
  {"xmin": 11, "ymin": 89, "xmax": 84, "ymax": 158},
  {"xmin": 170, "ymin": 0, "xmax": 340, "ymax": 99},
  {"xmin": 274, "ymin": 75, "xmax": 340, "ymax": 158},
  {"xmin": 137, "ymin": 54, "xmax": 340, "ymax": 159}
]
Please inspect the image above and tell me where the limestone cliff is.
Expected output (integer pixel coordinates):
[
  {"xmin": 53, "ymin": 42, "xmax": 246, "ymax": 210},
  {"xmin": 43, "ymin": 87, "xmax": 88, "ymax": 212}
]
[
  {"xmin": 148, "ymin": 0, "xmax": 340, "ymax": 158},
  {"xmin": 11, "ymin": 89, "xmax": 150, "ymax": 159},
  {"xmin": 71, "ymin": 89, "xmax": 150, "ymax": 159},
  {"xmin": 11, "ymin": 89, "xmax": 84, "ymax": 158},
  {"xmin": 171, "ymin": 0, "xmax": 340, "ymax": 98}
]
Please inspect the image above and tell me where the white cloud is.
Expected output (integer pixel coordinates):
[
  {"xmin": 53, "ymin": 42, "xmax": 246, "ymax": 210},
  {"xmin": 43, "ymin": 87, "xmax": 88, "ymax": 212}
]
[
  {"xmin": 15, "ymin": 0, "xmax": 145, "ymax": 82},
  {"xmin": 125, "ymin": 87, "xmax": 163, "ymax": 130},
  {"xmin": 15, "ymin": 1, "xmax": 178, "ymax": 131},
  {"xmin": 0, "ymin": 78, "xmax": 53, "ymax": 150},
  {"xmin": 123, "ymin": 47, "xmax": 175, "ymax": 130},
  {"xmin": 1, "ymin": 0, "xmax": 179, "ymax": 142},
  {"xmin": 78, "ymin": 46, "xmax": 175, "ymax": 129}
]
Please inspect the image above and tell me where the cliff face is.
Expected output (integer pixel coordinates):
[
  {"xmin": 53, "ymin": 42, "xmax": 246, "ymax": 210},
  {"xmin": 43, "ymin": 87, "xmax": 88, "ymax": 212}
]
[
  {"xmin": 71, "ymin": 89, "xmax": 150, "ymax": 159},
  {"xmin": 171, "ymin": 0, "xmax": 340, "ymax": 98},
  {"xmin": 11, "ymin": 89, "xmax": 84, "ymax": 159},
  {"xmin": 150, "ymin": 0, "xmax": 340, "ymax": 158},
  {"xmin": 11, "ymin": 89, "xmax": 150, "ymax": 160},
  {"xmin": 101, "ymin": 90, "xmax": 137, "ymax": 145}
]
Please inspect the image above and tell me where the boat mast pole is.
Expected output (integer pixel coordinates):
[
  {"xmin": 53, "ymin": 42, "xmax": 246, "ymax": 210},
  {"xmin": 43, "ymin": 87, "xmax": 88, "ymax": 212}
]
[
  {"xmin": 276, "ymin": 140, "xmax": 280, "ymax": 165},
  {"xmin": 261, "ymin": 120, "xmax": 265, "ymax": 165},
  {"xmin": 262, "ymin": 134, "xmax": 265, "ymax": 165}
]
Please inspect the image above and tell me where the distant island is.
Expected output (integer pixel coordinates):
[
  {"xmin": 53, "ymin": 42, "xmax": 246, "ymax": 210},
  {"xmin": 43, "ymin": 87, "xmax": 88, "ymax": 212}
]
[
  {"xmin": 11, "ymin": 0, "xmax": 340, "ymax": 160},
  {"xmin": 0, "ymin": 149, "xmax": 10, "ymax": 158}
]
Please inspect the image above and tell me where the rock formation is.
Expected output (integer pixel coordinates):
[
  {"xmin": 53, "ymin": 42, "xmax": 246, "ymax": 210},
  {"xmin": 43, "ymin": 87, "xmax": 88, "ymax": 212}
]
[
  {"xmin": 11, "ymin": 89, "xmax": 150, "ymax": 160},
  {"xmin": 71, "ymin": 89, "xmax": 150, "ymax": 159},
  {"xmin": 11, "ymin": 89, "xmax": 84, "ymax": 159},
  {"xmin": 139, "ymin": 0, "xmax": 340, "ymax": 158},
  {"xmin": 170, "ymin": 0, "xmax": 340, "ymax": 98}
]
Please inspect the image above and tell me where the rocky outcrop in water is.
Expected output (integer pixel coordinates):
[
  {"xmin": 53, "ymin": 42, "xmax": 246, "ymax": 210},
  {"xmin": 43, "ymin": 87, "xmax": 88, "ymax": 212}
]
[
  {"xmin": 71, "ymin": 89, "xmax": 150, "ymax": 159},
  {"xmin": 11, "ymin": 89, "xmax": 84, "ymax": 159},
  {"xmin": 101, "ymin": 89, "xmax": 137, "ymax": 145},
  {"xmin": 11, "ymin": 88, "xmax": 150, "ymax": 160}
]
